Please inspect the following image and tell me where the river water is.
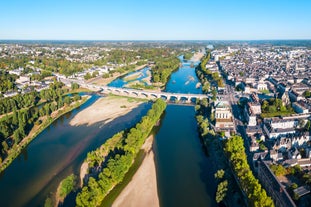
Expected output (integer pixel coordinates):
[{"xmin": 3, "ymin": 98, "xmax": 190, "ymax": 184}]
[
  {"xmin": 155, "ymin": 59, "xmax": 217, "ymax": 207},
  {"xmin": 0, "ymin": 95, "xmax": 151, "ymax": 207},
  {"xmin": 0, "ymin": 57, "xmax": 217, "ymax": 207}
]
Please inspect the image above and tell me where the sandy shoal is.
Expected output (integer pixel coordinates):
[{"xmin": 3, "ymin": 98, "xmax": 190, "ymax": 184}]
[
  {"xmin": 87, "ymin": 64, "xmax": 148, "ymax": 86},
  {"xmin": 112, "ymin": 135, "xmax": 159, "ymax": 207},
  {"xmin": 69, "ymin": 96, "xmax": 143, "ymax": 126},
  {"xmin": 191, "ymin": 52, "xmax": 205, "ymax": 62}
]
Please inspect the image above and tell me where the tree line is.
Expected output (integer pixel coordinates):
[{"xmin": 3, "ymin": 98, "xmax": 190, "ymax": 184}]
[
  {"xmin": 195, "ymin": 98, "xmax": 230, "ymax": 204},
  {"xmin": 0, "ymin": 81, "xmax": 65, "ymax": 115},
  {"xmin": 75, "ymin": 99, "xmax": 166, "ymax": 207},
  {"xmin": 195, "ymin": 98, "xmax": 273, "ymax": 206},
  {"xmin": 0, "ymin": 82, "xmax": 81, "ymax": 163},
  {"xmin": 224, "ymin": 136, "xmax": 274, "ymax": 207},
  {"xmin": 195, "ymin": 52, "xmax": 223, "ymax": 98}
]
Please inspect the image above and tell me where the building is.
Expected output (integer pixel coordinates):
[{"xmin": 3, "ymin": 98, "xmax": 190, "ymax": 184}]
[
  {"xmin": 289, "ymin": 90, "xmax": 304, "ymax": 102},
  {"xmin": 292, "ymin": 102, "xmax": 308, "ymax": 114},
  {"xmin": 249, "ymin": 136, "xmax": 259, "ymax": 152},
  {"xmin": 258, "ymin": 160, "xmax": 296, "ymax": 207},
  {"xmin": 256, "ymin": 81, "xmax": 268, "ymax": 91},
  {"xmin": 214, "ymin": 101, "xmax": 234, "ymax": 129},
  {"xmin": 263, "ymin": 117, "xmax": 298, "ymax": 139},
  {"xmin": 244, "ymin": 101, "xmax": 262, "ymax": 127}
]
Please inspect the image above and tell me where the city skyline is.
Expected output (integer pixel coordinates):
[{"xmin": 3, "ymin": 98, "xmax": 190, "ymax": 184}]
[{"xmin": 1, "ymin": 0, "xmax": 311, "ymax": 40}]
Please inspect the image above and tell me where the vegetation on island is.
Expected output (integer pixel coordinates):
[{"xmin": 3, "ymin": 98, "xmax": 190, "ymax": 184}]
[
  {"xmin": 75, "ymin": 99, "xmax": 166, "ymax": 207},
  {"xmin": 151, "ymin": 56, "xmax": 180, "ymax": 84},
  {"xmin": 57, "ymin": 174, "xmax": 78, "ymax": 203},
  {"xmin": 183, "ymin": 52, "xmax": 193, "ymax": 60}
]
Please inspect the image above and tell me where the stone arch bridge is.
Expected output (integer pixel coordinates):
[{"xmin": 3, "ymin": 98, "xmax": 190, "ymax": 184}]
[{"xmin": 86, "ymin": 84, "xmax": 208, "ymax": 103}]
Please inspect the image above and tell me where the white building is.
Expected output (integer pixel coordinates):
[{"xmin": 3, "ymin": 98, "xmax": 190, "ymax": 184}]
[
  {"xmin": 256, "ymin": 81, "xmax": 268, "ymax": 91},
  {"xmin": 214, "ymin": 101, "xmax": 234, "ymax": 129},
  {"xmin": 263, "ymin": 117, "xmax": 298, "ymax": 139}
]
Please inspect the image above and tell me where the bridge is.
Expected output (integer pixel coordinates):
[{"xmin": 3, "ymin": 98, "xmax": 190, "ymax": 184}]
[
  {"xmin": 77, "ymin": 83, "xmax": 207, "ymax": 103},
  {"xmin": 59, "ymin": 78, "xmax": 208, "ymax": 103}
]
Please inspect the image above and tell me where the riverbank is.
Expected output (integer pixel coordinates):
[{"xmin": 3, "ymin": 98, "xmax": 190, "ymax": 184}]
[
  {"xmin": 69, "ymin": 96, "xmax": 145, "ymax": 126},
  {"xmin": 112, "ymin": 135, "xmax": 159, "ymax": 207},
  {"xmin": 0, "ymin": 96, "xmax": 90, "ymax": 174}
]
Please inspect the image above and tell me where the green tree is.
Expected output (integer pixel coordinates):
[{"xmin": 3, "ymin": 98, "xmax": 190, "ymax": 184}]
[
  {"xmin": 216, "ymin": 180, "xmax": 228, "ymax": 203},
  {"xmin": 71, "ymin": 82, "xmax": 80, "ymax": 90},
  {"xmin": 270, "ymin": 164, "xmax": 287, "ymax": 176},
  {"xmin": 84, "ymin": 72, "xmax": 92, "ymax": 80},
  {"xmin": 2, "ymin": 141, "xmax": 9, "ymax": 153},
  {"xmin": 211, "ymin": 88, "xmax": 217, "ymax": 101},
  {"xmin": 59, "ymin": 174, "xmax": 77, "ymax": 199},
  {"xmin": 225, "ymin": 136, "xmax": 274, "ymax": 207},
  {"xmin": 214, "ymin": 169, "xmax": 225, "ymax": 180},
  {"xmin": 63, "ymin": 96, "xmax": 71, "ymax": 105},
  {"xmin": 304, "ymin": 90, "xmax": 311, "ymax": 98},
  {"xmin": 305, "ymin": 120, "xmax": 311, "ymax": 131}
]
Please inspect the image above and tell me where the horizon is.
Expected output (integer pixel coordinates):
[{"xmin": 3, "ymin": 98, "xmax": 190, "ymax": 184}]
[
  {"xmin": 1, "ymin": 39, "xmax": 311, "ymax": 41},
  {"xmin": 1, "ymin": 0, "xmax": 311, "ymax": 40}
]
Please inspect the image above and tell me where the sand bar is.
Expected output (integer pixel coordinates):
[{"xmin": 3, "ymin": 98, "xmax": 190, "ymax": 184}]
[
  {"xmin": 191, "ymin": 52, "xmax": 205, "ymax": 62},
  {"xmin": 69, "ymin": 96, "xmax": 143, "ymax": 126},
  {"xmin": 112, "ymin": 135, "xmax": 159, "ymax": 207}
]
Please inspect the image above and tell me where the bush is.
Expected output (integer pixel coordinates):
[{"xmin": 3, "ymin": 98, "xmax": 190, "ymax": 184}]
[{"xmin": 59, "ymin": 174, "xmax": 77, "ymax": 199}]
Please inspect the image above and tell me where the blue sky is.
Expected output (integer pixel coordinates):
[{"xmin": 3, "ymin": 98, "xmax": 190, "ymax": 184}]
[{"xmin": 0, "ymin": 0, "xmax": 310, "ymax": 40}]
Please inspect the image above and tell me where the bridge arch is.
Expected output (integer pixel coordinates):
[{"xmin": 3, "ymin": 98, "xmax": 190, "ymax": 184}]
[
  {"xmin": 141, "ymin": 92, "xmax": 149, "ymax": 98},
  {"xmin": 115, "ymin": 89, "xmax": 121, "ymax": 93},
  {"xmin": 190, "ymin": 97, "xmax": 197, "ymax": 103},
  {"xmin": 150, "ymin": 94, "xmax": 158, "ymax": 99},
  {"xmin": 131, "ymin": 91, "xmax": 139, "ymax": 96},
  {"xmin": 180, "ymin": 96, "xmax": 190, "ymax": 103},
  {"xmin": 169, "ymin": 95, "xmax": 178, "ymax": 102},
  {"xmin": 122, "ymin": 90, "xmax": 130, "ymax": 95},
  {"xmin": 160, "ymin": 95, "xmax": 168, "ymax": 101}
]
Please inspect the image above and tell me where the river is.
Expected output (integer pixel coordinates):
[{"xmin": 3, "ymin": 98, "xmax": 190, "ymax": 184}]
[
  {"xmin": 155, "ymin": 57, "xmax": 217, "ymax": 207},
  {"xmin": 0, "ymin": 56, "xmax": 217, "ymax": 207},
  {"xmin": 154, "ymin": 105, "xmax": 216, "ymax": 207},
  {"xmin": 0, "ymin": 95, "xmax": 151, "ymax": 207}
]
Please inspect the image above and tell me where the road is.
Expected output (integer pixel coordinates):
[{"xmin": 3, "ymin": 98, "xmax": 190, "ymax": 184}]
[{"xmin": 222, "ymin": 79, "xmax": 254, "ymax": 170}]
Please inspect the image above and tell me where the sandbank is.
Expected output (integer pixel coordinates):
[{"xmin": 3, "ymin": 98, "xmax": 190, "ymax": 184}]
[
  {"xmin": 112, "ymin": 135, "xmax": 159, "ymax": 207},
  {"xmin": 69, "ymin": 96, "xmax": 143, "ymax": 126}
]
